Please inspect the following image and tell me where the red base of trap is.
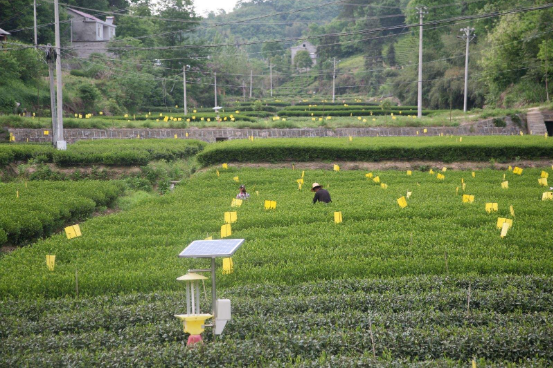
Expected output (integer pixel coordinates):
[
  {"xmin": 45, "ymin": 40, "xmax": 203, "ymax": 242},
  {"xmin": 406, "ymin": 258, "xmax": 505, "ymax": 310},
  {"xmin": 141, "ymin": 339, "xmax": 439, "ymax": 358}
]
[{"xmin": 187, "ymin": 334, "xmax": 203, "ymax": 346}]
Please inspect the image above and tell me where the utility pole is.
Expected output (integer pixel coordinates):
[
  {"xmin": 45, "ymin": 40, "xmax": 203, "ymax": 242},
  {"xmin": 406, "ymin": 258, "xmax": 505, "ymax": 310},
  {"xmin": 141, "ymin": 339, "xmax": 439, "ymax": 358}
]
[
  {"xmin": 249, "ymin": 70, "xmax": 253, "ymax": 99},
  {"xmin": 332, "ymin": 57, "xmax": 337, "ymax": 103},
  {"xmin": 270, "ymin": 63, "xmax": 273, "ymax": 97},
  {"xmin": 182, "ymin": 65, "xmax": 188, "ymax": 116},
  {"xmin": 242, "ymin": 80, "xmax": 246, "ymax": 102},
  {"xmin": 46, "ymin": 44, "xmax": 57, "ymax": 144},
  {"xmin": 54, "ymin": 0, "xmax": 66, "ymax": 150},
  {"xmin": 460, "ymin": 27, "xmax": 475, "ymax": 113},
  {"xmin": 214, "ymin": 72, "xmax": 217, "ymax": 107},
  {"xmin": 33, "ymin": 0, "xmax": 38, "ymax": 47},
  {"xmin": 416, "ymin": 6, "xmax": 427, "ymax": 119}
]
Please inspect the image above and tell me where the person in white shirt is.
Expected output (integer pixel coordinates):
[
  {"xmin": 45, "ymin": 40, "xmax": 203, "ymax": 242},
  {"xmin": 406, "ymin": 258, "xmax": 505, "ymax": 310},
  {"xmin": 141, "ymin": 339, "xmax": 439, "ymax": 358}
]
[{"xmin": 236, "ymin": 184, "xmax": 250, "ymax": 200}]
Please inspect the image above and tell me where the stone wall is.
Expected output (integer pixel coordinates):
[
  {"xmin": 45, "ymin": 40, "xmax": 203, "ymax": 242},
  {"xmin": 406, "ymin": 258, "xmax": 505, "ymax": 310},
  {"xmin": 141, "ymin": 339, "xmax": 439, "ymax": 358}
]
[{"xmin": 8, "ymin": 121, "xmax": 521, "ymax": 144}]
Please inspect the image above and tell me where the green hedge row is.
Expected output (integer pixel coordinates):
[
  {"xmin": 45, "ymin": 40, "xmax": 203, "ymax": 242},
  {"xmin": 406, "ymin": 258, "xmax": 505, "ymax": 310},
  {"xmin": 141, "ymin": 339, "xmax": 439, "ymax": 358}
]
[
  {"xmin": 197, "ymin": 136, "xmax": 553, "ymax": 165},
  {"xmin": 1, "ymin": 140, "xmax": 205, "ymax": 166},
  {"xmin": 278, "ymin": 109, "xmax": 428, "ymax": 117},
  {"xmin": 282, "ymin": 105, "xmax": 414, "ymax": 112},
  {"xmin": 0, "ymin": 180, "xmax": 125, "ymax": 245}
]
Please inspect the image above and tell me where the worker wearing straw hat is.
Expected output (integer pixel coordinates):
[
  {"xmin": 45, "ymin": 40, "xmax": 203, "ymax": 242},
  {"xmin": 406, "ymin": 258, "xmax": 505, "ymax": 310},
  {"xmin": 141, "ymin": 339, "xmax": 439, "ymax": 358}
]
[{"xmin": 311, "ymin": 183, "xmax": 331, "ymax": 204}]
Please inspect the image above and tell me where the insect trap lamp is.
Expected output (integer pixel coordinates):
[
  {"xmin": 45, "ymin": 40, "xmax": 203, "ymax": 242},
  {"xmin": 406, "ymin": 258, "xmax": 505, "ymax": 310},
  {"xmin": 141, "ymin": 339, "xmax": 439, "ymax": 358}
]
[{"xmin": 176, "ymin": 239, "xmax": 245, "ymax": 346}]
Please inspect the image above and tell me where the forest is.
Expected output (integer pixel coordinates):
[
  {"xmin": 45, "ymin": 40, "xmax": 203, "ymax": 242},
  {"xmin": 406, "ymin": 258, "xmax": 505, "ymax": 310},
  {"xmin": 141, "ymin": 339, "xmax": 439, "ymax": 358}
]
[{"xmin": 1, "ymin": 0, "xmax": 552, "ymax": 114}]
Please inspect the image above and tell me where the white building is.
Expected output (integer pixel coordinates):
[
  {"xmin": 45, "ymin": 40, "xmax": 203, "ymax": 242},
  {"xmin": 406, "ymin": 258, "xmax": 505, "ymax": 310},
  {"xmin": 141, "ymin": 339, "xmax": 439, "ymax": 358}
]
[
  {"xmin": 67, "ymin": 8, "xmax": 116, "ymax": 59},
  {"xmin": 291, "ymin": 41, "xmax": 317, "ymax": 66}
]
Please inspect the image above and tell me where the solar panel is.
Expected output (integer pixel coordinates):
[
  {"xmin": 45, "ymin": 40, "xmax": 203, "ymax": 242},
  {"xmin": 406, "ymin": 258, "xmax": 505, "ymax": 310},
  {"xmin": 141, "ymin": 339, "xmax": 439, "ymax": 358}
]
[{"xmin": 179, "ymin": 239, "xmax": 245, "ymax": 258}]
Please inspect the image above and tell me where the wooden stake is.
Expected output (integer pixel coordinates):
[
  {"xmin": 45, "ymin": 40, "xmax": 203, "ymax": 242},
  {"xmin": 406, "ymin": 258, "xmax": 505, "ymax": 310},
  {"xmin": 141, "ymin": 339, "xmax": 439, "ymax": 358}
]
[{"xmin": 368, "ymin": 317, "xmax": 376, "ymax": 358}]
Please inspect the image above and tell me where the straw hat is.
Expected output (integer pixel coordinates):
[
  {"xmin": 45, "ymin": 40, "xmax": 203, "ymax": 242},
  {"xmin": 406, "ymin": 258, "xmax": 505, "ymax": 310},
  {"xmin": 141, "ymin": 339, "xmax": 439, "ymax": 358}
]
[{"xmin": 311, "ymin": 183, "xmax": 322, "ymax": 192}]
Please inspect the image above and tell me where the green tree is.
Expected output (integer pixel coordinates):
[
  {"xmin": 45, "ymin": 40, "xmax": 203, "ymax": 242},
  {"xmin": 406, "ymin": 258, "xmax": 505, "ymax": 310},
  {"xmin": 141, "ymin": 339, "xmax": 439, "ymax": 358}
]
[{"xmin": 294, "ymin": 50, "xmax": 313, "ymax": 70}]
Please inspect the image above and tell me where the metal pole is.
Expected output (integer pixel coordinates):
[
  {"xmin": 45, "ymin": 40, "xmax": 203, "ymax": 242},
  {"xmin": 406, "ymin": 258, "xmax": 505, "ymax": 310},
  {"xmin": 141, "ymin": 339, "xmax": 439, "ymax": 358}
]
[
  {"xmin": 546, "ymin": 42, "xmax": 550, "ymax": 103},
  {"xmin": 461, "ymin": 27, "xmax": 475, "ymax": 113},
  {"xmin": 332, "ymin": 57, "xmax": 336, "ymax": 103},
  {"xmin": 47, "ymin": 45, "xmax": 57, "ymax": 145},
  {"xmin": 214, "ymin": 72, "xmax": 217, "ymax": 107},
  {"xmin": 417, "ymin": 7, "xmax": 426, "ymax": 119},
  {"xmin": 270, "ymin": 63, "xmax": 273, "ymax": 97},
  {"xmin": 211, "ymin": 257, "xmax": 217, "ymax": 335},
  {"xmin": 242, "ymin": 80, "xmax": 246, "ymax": 102},
  {"xmin": 33, "ymin": 0, "xmax": 38, "ymax": 47},
  {"xmin": 249, "ymin": 70, "xmax": 253, "ymax": 99},
  {"xmin": 54, "ymin": 0, "xmax": 66, "ymax": 150},
  {"xmin": 183, "ymin": 66, "xmax": 187, "ymax": 116}
]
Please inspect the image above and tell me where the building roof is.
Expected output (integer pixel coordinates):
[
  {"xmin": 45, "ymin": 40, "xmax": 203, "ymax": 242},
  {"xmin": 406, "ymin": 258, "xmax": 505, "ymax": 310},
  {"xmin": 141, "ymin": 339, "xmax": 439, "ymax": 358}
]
[
  {"xmin": 0, "ymin": 28, "xmax": 10, "ymax": 36},
  {"xmin": 67, "ymin": 8, "xmax": 115, "ymax": 27}
]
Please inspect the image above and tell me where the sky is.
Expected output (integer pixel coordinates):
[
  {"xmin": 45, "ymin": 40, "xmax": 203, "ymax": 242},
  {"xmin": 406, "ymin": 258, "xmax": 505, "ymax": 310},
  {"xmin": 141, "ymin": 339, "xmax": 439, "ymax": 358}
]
[{"xmin": 195, "ymin": 0, "xmax": 239, "ymax": 16}]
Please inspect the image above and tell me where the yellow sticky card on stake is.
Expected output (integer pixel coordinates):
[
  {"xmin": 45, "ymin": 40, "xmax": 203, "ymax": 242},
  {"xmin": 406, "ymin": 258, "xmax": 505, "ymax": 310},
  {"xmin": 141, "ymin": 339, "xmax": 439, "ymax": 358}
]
[
  {"xmin": 429, "ymin": 169, "xmax": 434, "ymax": 175},
  {"xmin": 334, "ymin": 211, "xmax": 343, "ymax": 224},
  {"xmin": 397, "ymin": 196, "xmax": 407, "ymax": 208},
  {"xmin": 541, "ymin": 171, "xmax": 549, "ymax": 179},
  {"xmin": 406, "ymin": 191, "xmax": 412, "ymax": 199},
  {"xmin": 508, "ymin": 166, "xmax": 512, "ymax": 171},
  {"xmin": 423, "ymin": 128, "xmax": 428, "ymax": 133},
  {"xmin": 222, "ymin": 163, "xmax": 228, "ymax": 169},
  {"xmin": 501, "ymin": 223, "xmax": 510, "ymax": 239},
  {"xmin": 186, "ymin": 132, "xmax": 189, "ymax": 138},
  {"xmin": 471, "ymin": 171, "xmax": 476, "ymax": 178},
  {"xmin": 231, "ymin": 198, "xmax": 243, "ymax": 207},
  {"xmin": 302, "ymin": 171, "xmax": 305, "ymax": 178},
  {"xmin": 174, "ymin": 134, "xmax": 178, "ymax": 139},
  {"xmin": 65, "ymin": 224, "xmax": 82, "ymax": 239},
  {"xmin": 462, "ymin": 194, "xmax": 474, "ymax": 203},
  {"xmin": 542, "ymin": 192, "xmax": 553, "ymax": 201},
  {"xmin": 442, "ymin": 167, "xmax": 447, "ymax": 172},
  {"xmin": 233, "ymin": 176, "xmax": 239, "ymax": 182},
  {"xmin": 513, "ymin": 167, "xmax": 523, "ymax": 175},
  {"xmin": 349, "ymin": 136, "xmax": 353, "ymax": 142},
  {"xmin": 264, "ymin": 200, "xmax": 277, "ymax": 210},
  {"xmin": 224, "ymin": 211, "xmax": 237, "ymax": 224},
  {"xmin": 44, "ymin": 130, "xmax": 49, "ymax": 136},
  {"xmin": 406, "ymin": 170, "xmax": 412, "ymax": 176},
  {"xmin": 221, "ymin": 224, "xmax": 232, "ymax": 238},
  {"xmin": 520, "ymin": 131, "xmax": 524, "ymax": 136},
  {"xmin": 205, "ymin": 236, "xmax": 213, "ymax": 240},
  {"xmin": 538, "ymin": 178, "xmax": 548, "ymax": 187},
  {"xmin": 216, "ymin": 170, "xmax": 220, "ymax": 177},
  {"xmin": 46, "ymin": 255, "xmax": 55, "ymax": 271},
  {"xmin": 496, "ymin": 218, "xmax": 513, "ymax": 229},
  {"xmin": 366, "ymin": 173, "xmax": 373, "ymax": 179},
  {"xmin": 373, "ymin": 176, "xmax": 380, "ymax": 183},
  {"xmin": 456, "ymin": 187, "xmax": 459, "ymax": 195},
  {"xmin": 436, "ymin": 173, "xmax": 445, "ymax": 180},
  {"xmin": 380, "ymin": 183, "xmax": 388, "ymax": 190},
  {"xmin": 298, "ymin": 183, "xmax": 302, "ymax": 190},
  {"xmin": 297, "ymin": 178, "xmax": 304, "ymax": 185},
  {"xmin": 510, "ymin": 205, "xmax": 515, "ymax": 217},
  {"xmin": 333, "ymin": 164, "xmax": 340, "ymax": 172},
  {"xmin": 459, "ymin": 137, "xmax": 463, "ymax": 142},
  {"xmin": 222, "ymin": 258, "xmax": 234, "ymax": 274},
  {"xmin": 501, "ymin": 181, "xmax": 509, "ymax": 189},
  {"xmin": 485, "ymin": 203, "xmax": 498, "ymax": 213},
  {"xmin": 462, "ymin": 182, "xmax": 466, "ymax": 191},
  {"xmin": 16, "ymin": 190, "xmax": 19, "ymax": 198}
]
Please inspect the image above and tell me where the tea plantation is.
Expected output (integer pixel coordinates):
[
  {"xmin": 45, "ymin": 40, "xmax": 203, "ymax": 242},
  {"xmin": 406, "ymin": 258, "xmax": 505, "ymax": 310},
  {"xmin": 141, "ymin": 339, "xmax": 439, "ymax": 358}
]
[{"xmin": 1, "ymin": 140, "xmax": 553, "ymax": 366}]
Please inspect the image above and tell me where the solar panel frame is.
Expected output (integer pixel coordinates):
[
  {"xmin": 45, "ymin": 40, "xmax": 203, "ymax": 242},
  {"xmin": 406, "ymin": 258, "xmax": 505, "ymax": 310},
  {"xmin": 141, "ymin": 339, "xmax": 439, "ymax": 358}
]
[{"xmin": 178, "ymin": 239, "xmax": 245, "ymax": 258}]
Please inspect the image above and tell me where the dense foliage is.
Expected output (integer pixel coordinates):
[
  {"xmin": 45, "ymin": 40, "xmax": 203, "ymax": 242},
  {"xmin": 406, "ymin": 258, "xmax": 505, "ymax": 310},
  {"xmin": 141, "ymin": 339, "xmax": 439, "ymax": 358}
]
[
  {"xmin": 2, "ymin": 275, "xmax": 553, "ymax": 366},
  {"xmin": 0, "ymin": 180, "xmax": 125, "ymax": 245},
  {"xmin": 197, "ymin": 136, "xmax": 553, "ymax": 165},
  {"xmin": 1, "ymin": 166, "xmax": 552, "ymax": 298}
]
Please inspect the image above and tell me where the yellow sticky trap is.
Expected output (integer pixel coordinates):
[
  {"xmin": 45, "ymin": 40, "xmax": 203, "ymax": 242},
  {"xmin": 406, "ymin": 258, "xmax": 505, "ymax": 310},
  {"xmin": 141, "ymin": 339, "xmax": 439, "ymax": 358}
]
[
  {"xmin": 224, "ymin": 211, "xmax": 237, "ymax": 224},
  {"xmin": 429, "ymin": 169, "xmax": 434, "ymax": 175},
  {"xmin": 46, "ymin": 255, "xmax": 55, "ymax": 271},
  {"xmin": 436, "ymin": 173, "xmax": 445, "ymax": 180},
  {"xmin": 231, "ymin": 198, "xmax": 242, "ymax": 207},
  {"xmin": 298, "ymin": 183, "xmax": 302, "ymax": 190},
  {"xmin": 222, "ymin": 258, "xmax": 234, "ymax": 274},
  {"xmin": 503, "ymin": 174, "xmax": 506, "ymax": 180},
  {"xmin": 508, "ymin": 166, "xmax": 512, "ymax": 171},
  {"xmin": 485, "ymin": 203, "xmax": 498, "ymax": 213},
  {"xmin": 513, "ymin": 167, "xmax": 523, "ymax": 175},
  {"xmin": 456, "ymin": 187, "xmax": 459, "ymax": 195},
  {"xmin": 297, "ymin": 178, "xmax": 304, "ymax": 185},
  {"xmin": 541, "ymin": 171, "xmax": 549, "ymax": 179},
  {"xmin": 333, "ymin": 164, "xmax": 340, "ymax": 172},
  {"xmin": 462, "ymin": 183, "xmax": 466, "ymax": 191},
  {"xmin": 373, "ymin": 176, "xmax": 380, "ymax": 183},
  {"xmin": 538, "ymin": 178, "xmax": 548, "ymax": 187},
  {"xmin": 216, "ymin": 170, "xmax": 220, "ymax": 177},
  {"xmin": 500, "ymin": 222, "xmax": 510, "ymax": 238},
  {"xmin": 334, "ymin": 211, "xmax": 343, "ymax": 224},
  {"xmin": 471, "ymin": 172, "xmax": 475, "ymax": 178},
  {"xmin": 501, "ymin": 181, "xmax": 509, "ymax": 189},
  {"xmin": 406, "ymin": 191, "xmax": 412, "ymax": 199},
  {"xmin": 302, "ymin": 171, "xmax": 305, "ymax": 178},
  {"xmin": 255, "ymin": 191, "xmax": 259, "ymax": 196},
  {"xmin": 461, "ymin": 178, "xmax": 464, "ymax": 184},
  {"xmin": 510, "ymin": 205, "xmax": 515, "ymax": 217},
  {"xmin": 186, "ymin": 132, "xmax": 189, "ymax": 137},
  {"xmin": 542, "ymin": 192, "xmax": 553, "ymax": 201},
  {"xmin": 221, "ymin": 224, "xmax": 232, "ymax": 238},
  {"xmin": 44, "ymin": 130, "xmax": 49, "ymax": 136},
  {"xmin": 348, "ymin": 136, "xmax": 352, "ymax": 142},
  {"xmin": 442, "ymin": 167, "xmax": 447, "ymax": 172},
  {"xmin": 174, "ymin": 134, "xmax": 178, "ymax": 139},
  {"xmin": 64, "ymin": 224, "xmax": 82, "ymax": 239},
  {"xmin": 462, "ymin": 194, "xmax": 474, "ymax": 203},
  {"xmin": 222, "ymin": 163, "xmax": 228, "ymax": 169},
  {"xmin": 366, "ymin": 173, "xmax": 373, "ymax": 179},
  {"xmin": 496, "ymin": 218, "xmax": 513, "ymax": 229},
  {"xmin": 380, "ymin": 183, "xmax": 388, "ymax": 190},
  {"xmin": 423, "ymin": 128, "xmax": 427, "ymax": 133},
  {"xmin": 205, "ymin": 236, "xmax": 213, "ymax": 240},
  {"xmin": 233, "ymin": 176, "xmax": 239, "ymax": 182},
  {"xmin": 416, "ymin": 131, "xmax": 419, "ymax": 135},
  {"xmin": 16, "ymin": 190, "xmax": 19, "ymax": 198},
  {"xmin": 406, "ymin": 170, "xmax": 412, "ymax": 176},
  {"xmin": 520, "ymin": 131, "xmax": 524, "ymax": 136},
  {"xmin": 459, "ymin": 137, "xmax": 463, "ymax": 142},
  {"xmin": 264, "ymin": 200, "xmax": 277, "ymax": 210},
  {"xmin": 397, "ymin": 196, "xmax": 407, "ymax": 208}
]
